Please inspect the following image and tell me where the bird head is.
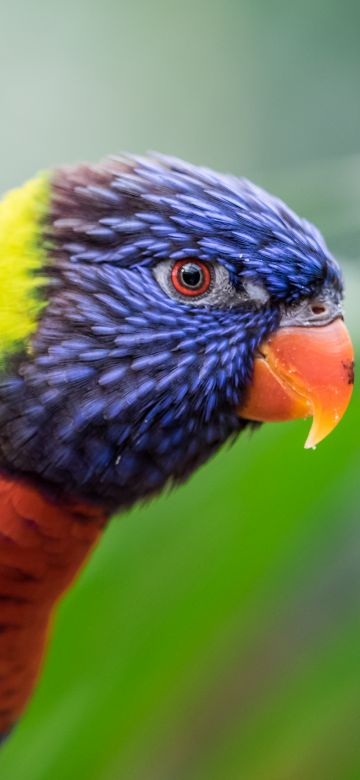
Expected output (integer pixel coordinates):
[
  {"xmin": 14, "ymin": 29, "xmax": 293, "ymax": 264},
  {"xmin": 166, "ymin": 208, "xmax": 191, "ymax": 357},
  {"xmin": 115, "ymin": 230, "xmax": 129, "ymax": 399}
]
[{"xmin": 0, "ymin": 155, "xmax": 353, "ymax": 510}]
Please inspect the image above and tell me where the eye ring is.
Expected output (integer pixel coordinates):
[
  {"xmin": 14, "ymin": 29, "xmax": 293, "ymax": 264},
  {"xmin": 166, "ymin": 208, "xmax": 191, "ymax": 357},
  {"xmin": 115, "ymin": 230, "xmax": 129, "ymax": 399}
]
[{"xmin": 171, "ymin": 259, "xmax": 212, "ymax": 297}]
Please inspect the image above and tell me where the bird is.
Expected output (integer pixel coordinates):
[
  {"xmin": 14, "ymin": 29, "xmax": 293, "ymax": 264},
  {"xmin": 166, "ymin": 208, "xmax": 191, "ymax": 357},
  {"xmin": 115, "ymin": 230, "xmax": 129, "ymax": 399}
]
[{"xmin": 0, "ymin": 153, "xmax": 354, "ymax": 743}]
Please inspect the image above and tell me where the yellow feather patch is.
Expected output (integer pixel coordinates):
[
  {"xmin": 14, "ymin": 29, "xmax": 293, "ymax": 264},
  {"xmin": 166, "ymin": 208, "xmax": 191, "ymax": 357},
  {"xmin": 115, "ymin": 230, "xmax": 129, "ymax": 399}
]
[{"xmin": 0, "ymin": 173, "xmax": 50, "ymax": 363}]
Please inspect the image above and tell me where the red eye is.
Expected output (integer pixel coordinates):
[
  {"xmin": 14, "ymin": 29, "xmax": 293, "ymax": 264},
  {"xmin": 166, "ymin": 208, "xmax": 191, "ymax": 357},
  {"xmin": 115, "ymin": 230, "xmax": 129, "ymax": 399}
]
[{"xmin": 171, "ymin": 260, "xmax": 212, "ymax": 297}]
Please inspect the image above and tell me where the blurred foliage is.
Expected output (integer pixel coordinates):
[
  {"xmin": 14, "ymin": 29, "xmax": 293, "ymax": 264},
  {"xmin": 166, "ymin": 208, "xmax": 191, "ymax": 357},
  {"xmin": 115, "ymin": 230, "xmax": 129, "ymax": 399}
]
[{"xmin": 0, "ymin": 1, "xmax": 359, "ymax": 778}]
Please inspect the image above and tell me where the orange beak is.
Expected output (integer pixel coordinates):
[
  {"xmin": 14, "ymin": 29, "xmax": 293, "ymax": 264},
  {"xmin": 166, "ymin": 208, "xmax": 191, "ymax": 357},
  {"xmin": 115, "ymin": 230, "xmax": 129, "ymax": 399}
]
[{"xmin": 239, "ymin": 318, "xmax": 354, "ymax": 448}]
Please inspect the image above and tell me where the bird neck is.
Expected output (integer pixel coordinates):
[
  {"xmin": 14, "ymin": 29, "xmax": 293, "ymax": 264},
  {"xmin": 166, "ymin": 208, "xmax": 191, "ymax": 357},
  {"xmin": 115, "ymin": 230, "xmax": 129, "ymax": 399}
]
[
  {"xmin": 0, "ymin": 173, "xmax": 50, "ymax": 365},
  {"xmin": 0, "ymin": 471, "xmax": 108, "ymax": 738}
]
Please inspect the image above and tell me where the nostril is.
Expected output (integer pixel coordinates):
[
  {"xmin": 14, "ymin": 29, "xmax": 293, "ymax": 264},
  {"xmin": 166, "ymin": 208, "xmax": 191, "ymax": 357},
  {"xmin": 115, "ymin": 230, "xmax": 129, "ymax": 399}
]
[{"xmin": 311, "ymin": 303, "xmax": 327, "ymax": 316}]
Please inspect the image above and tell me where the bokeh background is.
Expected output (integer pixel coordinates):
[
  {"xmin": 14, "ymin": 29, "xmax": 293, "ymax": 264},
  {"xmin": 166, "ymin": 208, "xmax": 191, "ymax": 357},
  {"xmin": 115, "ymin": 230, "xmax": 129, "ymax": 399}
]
[{"xmin": 0, "ymin": 1, "xmax": 360, "ymax": 778}]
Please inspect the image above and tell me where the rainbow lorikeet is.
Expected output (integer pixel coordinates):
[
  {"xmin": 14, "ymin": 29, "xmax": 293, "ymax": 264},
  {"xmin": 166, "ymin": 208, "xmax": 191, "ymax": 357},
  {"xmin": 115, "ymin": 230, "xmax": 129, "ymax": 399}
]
[{"xmin": 0, "ymin": 154, "xmax": 353, "ymax": 742}]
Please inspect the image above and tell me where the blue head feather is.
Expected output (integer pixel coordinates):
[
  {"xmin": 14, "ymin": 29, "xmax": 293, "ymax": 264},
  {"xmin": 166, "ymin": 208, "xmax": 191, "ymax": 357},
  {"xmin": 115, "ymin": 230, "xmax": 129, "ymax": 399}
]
[{"xmin": 0, "ymin": 155, "xmax": 343, "ymax": 509}]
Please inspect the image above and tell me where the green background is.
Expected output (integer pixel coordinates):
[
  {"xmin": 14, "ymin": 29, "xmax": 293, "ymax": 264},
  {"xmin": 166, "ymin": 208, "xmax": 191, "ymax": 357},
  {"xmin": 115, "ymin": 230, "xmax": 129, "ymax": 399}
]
[{"xmin": 0, "ymin": 1, "xmax": 360, "ymax": 778}]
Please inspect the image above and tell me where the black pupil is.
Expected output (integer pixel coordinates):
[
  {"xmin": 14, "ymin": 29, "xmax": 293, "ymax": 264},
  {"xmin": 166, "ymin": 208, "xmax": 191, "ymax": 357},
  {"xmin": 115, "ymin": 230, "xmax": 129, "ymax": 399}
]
[{"xmin": 180, "ymin": 263, "xmax": 203, "ymax": 289}]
